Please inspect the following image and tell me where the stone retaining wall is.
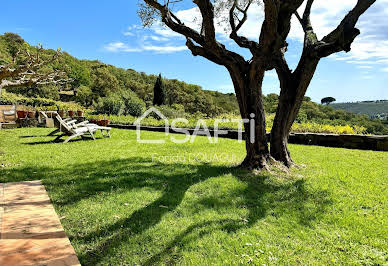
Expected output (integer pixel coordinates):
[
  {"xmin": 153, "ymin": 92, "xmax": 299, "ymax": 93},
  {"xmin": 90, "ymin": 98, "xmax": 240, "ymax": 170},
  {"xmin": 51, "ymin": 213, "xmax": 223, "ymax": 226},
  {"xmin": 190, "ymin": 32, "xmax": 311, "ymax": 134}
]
[{"xmin": 111, "ymin": 124, "xmax": 388, "ymax": 151}]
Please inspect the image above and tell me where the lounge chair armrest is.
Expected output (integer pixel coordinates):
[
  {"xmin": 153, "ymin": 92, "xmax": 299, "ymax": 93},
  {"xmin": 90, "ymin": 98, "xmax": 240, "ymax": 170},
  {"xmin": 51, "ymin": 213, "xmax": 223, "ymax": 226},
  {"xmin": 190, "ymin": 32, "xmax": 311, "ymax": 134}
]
[
  {"xmin": 67, "ymin": 120, "xmax": 77, "ymax": 125},
  {"xmin": 75, "ymin": 120, "xmax": 90, "ymax": 127}
]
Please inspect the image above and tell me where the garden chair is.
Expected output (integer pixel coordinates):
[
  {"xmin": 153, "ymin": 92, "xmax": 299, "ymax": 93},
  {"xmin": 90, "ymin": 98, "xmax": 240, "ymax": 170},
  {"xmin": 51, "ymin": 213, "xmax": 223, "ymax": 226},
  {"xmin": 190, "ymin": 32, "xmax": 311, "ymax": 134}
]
[
  {"xmin": 55, "ymin": 115, "xmax": 111, "ymax": 137},
  {"xmin": 68, "ymin": 120, "xmax": 112, "ymax": 137},
  {"xmin": 39, "ymin": 111, "xmax": 61, "ymax": 128},
  {"xmin": 48, "ymin": 113, "xmax": 81, "ymax": 135},
  {"xmin": 52, "ymin": 114, "xmax": 99, "ymax": 143},
  {"xmin": 51, "ymin": 114, "xmax": 111, "ymax": 142},
  {"xmin": 47, "ymin": 112, "xmax": 81, "ymax": 135},
  {"xmin": 52, "ymin": 114, "xmax": 111, "ymax": 137},
  {"xmin": 2, "ymin": 104, "xmax": 17, "ymax": 121}
]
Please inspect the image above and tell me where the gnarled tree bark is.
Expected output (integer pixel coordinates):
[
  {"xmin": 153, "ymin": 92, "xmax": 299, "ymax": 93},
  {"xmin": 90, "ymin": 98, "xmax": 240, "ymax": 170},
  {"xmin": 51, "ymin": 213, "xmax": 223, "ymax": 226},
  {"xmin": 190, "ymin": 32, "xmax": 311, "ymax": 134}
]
[{"xmin": 228, "ymin": 61, "xmax": 271, "ymax": 169}]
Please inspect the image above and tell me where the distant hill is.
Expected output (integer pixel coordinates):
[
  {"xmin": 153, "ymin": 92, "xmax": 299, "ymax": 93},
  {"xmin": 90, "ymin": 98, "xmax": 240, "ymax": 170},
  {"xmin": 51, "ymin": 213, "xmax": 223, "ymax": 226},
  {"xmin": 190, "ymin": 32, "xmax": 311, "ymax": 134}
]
[{"xmin": 331, "ymin": 100, "xmax": 388, "ymax": 119}]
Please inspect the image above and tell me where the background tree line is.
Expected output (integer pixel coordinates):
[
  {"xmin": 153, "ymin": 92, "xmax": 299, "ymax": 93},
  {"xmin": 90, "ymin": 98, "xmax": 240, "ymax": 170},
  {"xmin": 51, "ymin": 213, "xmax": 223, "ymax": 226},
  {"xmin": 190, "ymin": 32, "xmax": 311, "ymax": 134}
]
[{"xmin": 0, "ymin": 33, "xmax": 387, "ymax": 135}]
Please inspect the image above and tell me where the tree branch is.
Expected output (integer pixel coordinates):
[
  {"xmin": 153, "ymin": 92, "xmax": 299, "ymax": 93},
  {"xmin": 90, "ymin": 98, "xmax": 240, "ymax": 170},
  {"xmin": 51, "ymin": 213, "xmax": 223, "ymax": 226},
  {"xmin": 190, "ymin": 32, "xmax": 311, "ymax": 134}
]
[
  {"xmin": 303, "ymin": 0, "xmax": 314, "ymax": 31},
  {"xmin": 0, "ymin": 48, "xmax": 61, "ymax": 81},
  {"xmin": 316, "ymin": 0, "xmax": 376, "ymax": 57},
  {"xmin": 274, "ymin": 48, "xmax": 292, "ymax": 86},
  {"xmin": 294, "ymin": 11, "xmax": 304, "ymax": 30},
  {"xmin": 193, "ymin": 0, "xmax": 216, "ymax": 42},
  {"xmin": 259, "ymin": 0, "xmax": 304, "ymax": 54},
  {"xmin": 143, "ymin": 0, "xmax": 247, "ymax": 69},
  {"xmin": 185, "ymin": 38, "xmax": 225, "ymax": 66},
  {"xmin": 143, "ymin": 0, "xmax": 205, "ymax": 46},
  {"xmin": 229, "ymin": 0, "xmax": 260, "ymax": 53}
]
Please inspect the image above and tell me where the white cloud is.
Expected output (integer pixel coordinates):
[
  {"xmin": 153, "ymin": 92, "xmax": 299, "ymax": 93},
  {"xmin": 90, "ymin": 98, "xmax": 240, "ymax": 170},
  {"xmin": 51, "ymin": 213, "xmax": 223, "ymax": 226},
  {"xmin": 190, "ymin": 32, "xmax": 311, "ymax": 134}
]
[
  {"xmin": 152, "ymin": 25, "xmax": 184, "ymax": 38},
  {"xmin": 165, "ymin": 1, "xmax": 388, "ymax": 66},
  {"xmin": 104, "ymin": 42, "xmax": 141, "ymax": 52},
  {"xmin": 104, "ymin": 41, "xmax": 186, "ymax": 54},
  {"xmin": 106, "ymin": 1, "xmax": 388, "ymax": 61},
  {"xmin": 144, "ymin": 35, "xmax": 170, "ymax": 42},
  {"xmin": 294, "ymin": 1, "xmax": 388, "ymax": 67},
  {"xmin": 105, "ymin": 21, "xmax": 188, "ymax": 54},
  {"xmin": 142, "ymin": 45, "xmax": 187, "ymax": 53},
  {"xmin": 265, "ymin": 71, "xmax": 277, "ymax": 78},
  {"xmin": 357, "ymin": 65, "xmax": 373, "ymax": 69}
]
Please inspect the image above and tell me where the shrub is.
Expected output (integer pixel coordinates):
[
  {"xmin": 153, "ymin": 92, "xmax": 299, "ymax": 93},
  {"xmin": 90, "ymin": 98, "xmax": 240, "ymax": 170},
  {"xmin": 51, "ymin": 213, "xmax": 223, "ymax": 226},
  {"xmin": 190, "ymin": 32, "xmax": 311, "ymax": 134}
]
[
  {"xmin": 95, "ymin": 94, "xmax": 125, "ymax": 115},
  {"xmin": 75, "ymin": 85, "xmax": 92, "ymax": 106},
  {"xmin": 122, "ymin": 91, "xmax": 145, "ymax": 117},
  {"xmin": 151, "ymin": 104, "xmax": 186, "ymax": 119}
]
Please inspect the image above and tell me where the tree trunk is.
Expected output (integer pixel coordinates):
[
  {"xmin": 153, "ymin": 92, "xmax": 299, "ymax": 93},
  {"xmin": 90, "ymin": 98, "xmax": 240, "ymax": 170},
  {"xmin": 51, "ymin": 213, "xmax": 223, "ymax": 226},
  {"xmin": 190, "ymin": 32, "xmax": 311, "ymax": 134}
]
[
  {"xmin": 270, "ymin": 57, "xmax": 319, "ymax": 166},
  {"xmin": 241, "ymin": 116, "xmax": 272, "ymax": 170},
  {"xmin": 228, "ymin": 64, "xmax": 272, "ymax": 170},
  {"xmin": 270, "ymin": 86, "xmax": 298, "ymax": 167}
]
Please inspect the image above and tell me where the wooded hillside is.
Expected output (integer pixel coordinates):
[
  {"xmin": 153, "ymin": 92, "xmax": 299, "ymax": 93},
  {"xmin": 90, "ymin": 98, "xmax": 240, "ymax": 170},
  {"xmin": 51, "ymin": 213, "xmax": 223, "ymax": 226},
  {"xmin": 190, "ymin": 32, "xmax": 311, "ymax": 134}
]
[{"xmin": 1, "ymin": 33, "xmax": 387, "ymax": 134}]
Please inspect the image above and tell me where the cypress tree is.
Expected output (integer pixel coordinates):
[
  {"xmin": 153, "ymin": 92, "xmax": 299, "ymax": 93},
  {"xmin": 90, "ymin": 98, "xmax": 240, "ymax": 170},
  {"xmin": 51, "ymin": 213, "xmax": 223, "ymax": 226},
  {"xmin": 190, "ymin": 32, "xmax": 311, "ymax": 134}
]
[{"xmin": 153, "ymin": 73, "xmax": 165, "ymax": 106}]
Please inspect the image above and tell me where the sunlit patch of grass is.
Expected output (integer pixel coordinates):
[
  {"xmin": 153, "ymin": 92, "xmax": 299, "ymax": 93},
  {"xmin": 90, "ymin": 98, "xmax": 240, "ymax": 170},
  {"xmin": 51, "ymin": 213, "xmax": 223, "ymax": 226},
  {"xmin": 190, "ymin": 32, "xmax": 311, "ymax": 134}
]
[{"xmin": 0, "ymin": 128, "xmax": 386, "ymax": 265}]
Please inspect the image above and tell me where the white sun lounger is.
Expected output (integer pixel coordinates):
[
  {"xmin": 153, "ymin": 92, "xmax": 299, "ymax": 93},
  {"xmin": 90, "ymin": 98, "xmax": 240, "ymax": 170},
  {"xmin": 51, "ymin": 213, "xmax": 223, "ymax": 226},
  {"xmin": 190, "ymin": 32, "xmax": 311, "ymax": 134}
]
[{"xmin": 50, "ymin": 114, "xmax": 111, "ymax": 143}]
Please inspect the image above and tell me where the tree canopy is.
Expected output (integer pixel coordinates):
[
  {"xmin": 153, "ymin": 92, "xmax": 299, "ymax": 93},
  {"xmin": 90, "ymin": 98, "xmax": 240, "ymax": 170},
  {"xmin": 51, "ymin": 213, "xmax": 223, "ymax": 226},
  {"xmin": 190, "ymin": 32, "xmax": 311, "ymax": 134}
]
[{"xmin": 321, "ymin": 97, "xmax": 336, "ymax": 105}]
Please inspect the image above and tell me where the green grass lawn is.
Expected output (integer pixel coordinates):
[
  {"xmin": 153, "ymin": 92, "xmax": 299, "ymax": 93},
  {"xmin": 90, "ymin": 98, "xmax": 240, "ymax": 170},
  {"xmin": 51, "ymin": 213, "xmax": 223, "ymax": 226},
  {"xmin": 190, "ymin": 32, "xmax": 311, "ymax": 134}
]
[{"xmin": 0, "ymin": 128, "xmax": 387, "ymax": 265}]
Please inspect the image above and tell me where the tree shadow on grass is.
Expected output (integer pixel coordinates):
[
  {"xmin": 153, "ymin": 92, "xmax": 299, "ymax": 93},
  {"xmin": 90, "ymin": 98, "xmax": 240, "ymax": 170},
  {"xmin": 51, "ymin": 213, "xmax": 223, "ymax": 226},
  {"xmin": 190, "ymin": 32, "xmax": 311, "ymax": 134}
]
[
  {"xmin": 19, "ymin": 134, "xmax": 52, "ymax": 138},
  {"xmin": 2, "ymin": 157, "xmax": 332, "ymax": 265},
  {"xmin": 18, "ymin": 131, "xmax": 107, "ymax": 145},
  {"xmin": 143, "ymin": 171, "xmax": 332, "ymax": 265},
  {"xmin": 22, "ymin": 137, "xmax": 98, "ymax": 145}
]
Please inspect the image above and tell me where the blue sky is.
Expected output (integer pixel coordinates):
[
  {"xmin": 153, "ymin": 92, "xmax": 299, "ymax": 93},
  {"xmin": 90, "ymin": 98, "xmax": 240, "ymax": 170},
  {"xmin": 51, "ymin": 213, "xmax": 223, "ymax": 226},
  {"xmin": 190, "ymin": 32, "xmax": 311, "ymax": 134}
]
[{"xmin": 1, "ymin": 0, "xmax": 387, "ymax": 103}]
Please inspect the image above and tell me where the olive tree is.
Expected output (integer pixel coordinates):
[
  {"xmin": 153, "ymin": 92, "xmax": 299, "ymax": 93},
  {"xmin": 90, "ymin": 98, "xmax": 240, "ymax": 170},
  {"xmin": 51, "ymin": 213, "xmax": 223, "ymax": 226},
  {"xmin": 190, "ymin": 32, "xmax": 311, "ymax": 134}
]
[
  {"xmin": 0, "ymin": 39, "xmax": 69, "ymax": 96},
  {"xmin": 139, "ymin": 0, "xmax": 375, "ymax": 169}
]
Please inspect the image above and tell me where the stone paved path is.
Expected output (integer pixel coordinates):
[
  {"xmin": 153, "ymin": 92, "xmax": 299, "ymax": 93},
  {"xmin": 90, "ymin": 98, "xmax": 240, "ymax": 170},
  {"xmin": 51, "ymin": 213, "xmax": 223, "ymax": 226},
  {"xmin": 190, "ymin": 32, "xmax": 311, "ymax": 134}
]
[{"xmin": 0, "ymin": 181, "xmax": 81, "ymax": 265}]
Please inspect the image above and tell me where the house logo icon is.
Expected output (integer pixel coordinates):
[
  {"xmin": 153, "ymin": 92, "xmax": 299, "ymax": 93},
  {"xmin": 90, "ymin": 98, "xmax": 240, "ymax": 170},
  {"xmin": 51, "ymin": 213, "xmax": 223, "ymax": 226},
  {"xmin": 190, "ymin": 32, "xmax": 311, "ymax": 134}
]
[{"xmin": 134, "ymin": 107, "xmax": 169, "ymax": 144}]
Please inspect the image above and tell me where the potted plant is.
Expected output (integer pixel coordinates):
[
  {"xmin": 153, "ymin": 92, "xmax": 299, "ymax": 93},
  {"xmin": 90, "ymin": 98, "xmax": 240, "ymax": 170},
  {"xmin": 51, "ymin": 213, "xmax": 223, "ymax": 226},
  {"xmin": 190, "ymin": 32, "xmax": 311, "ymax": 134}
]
[
  {"xmin": 68, "ymin": 109, "xmax": 74, "ymax": 117},
  {"xmin": 27, "ymin": 106, "xmax": 36, "ymax": 118},
  {"xmin": 77, "ymin": 106, "xmax": 84, "ymax": 117},
  {"xmin": 96, "ymin": 114, "xmax": 103, "ymax": 126},
  {"xmin": 17, "ymin": 106, "xmax": 27, "ymax": 119},
  {"xmin": 89, "ymin": 114, "xmax": 97, "ymax": 124},
  {"xmin": 100, "ymin": 119, "xmax": 110, "ymax": 126},
  {"xmin": 36, "ymin": 106, "xmax": 45, "ymax": 120},
  {"xmin": 97, "ymin": 114, "xmax": 110, "ymax": 126},
  {"xmin": 58, "ymin": 105, "xmax": 65, "ymax": 117},
  {"xmin": 60, "ymin": 104, "xmax": 69, "ymax": 118},
  {"xmin": 47, "ymin": 105, "xmax": 57, "ymax": 118}
]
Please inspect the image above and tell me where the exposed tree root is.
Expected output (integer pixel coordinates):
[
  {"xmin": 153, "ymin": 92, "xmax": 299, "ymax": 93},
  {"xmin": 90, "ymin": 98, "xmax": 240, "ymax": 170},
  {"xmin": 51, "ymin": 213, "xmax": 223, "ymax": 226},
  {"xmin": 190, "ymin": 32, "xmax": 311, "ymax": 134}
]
[{"xmin": 237, "ymin": 155, "xmax": 306, "ymax": 177}]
